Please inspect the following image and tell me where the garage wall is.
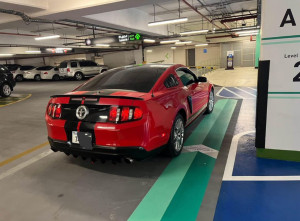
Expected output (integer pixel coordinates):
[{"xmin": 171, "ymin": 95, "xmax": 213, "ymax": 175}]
[
  {"xmin": 45, "ymin": 54, "xmax": 89, "ymax": 66},
  {"xmin": 15, "ymin": 58, "xmax": 45, "ymax": 66},
  {"xmin": 145, "ymin": 46, "xmax": 173, "ymax": 64},
  {"xmin": 195, "ymin": 45, "xmax": 220, "ymax": 67},
  {"xmin": 173, "ymin": 48, "xmax": 186, "ymax": 66},
  {"xmin": 220, "ymin": 40, "xmax": 256, "ymax": 68},
  {"xmin": 102, "ymin": 50, "xmax": 135, "ymax": 68}
]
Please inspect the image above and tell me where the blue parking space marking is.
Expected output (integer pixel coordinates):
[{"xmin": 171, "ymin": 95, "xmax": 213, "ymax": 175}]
[
  {"xmin": 233, "ymin": 134, "xmax": 300, "ymax": 176},
  {"xmin": 214, "ymin": 181, "xmax": 300, "ymax": 221},
  {"xmin": 217, "ymin": 87, "xmax": 257, "ymax": 99}
]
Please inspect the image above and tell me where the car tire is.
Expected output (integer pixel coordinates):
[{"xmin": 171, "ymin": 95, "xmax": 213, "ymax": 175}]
[
  {"xmin": 15, "ymin": 75, "xmax": 23, "ymax": 82},
  {"xmin": 34, "ymin": 74, "xmax": 41, "ymax": 81},
  {"xmin": 74, "ymin": 72, "xmax": 84, "ymax": 81},
  {"xmin": 52, "ymin": 75, "xmax": 60, "ymax": 81},
  {"xmin": 205, "ymin": 89, "xmax": 214, "ymax": 114},
  {"xmin": 0, "ymin": 83, "xmax": 12, "ymax": 97},
  {"xmin": 165, "ymin": 114, "xmax": 185, "ymax": 157}
]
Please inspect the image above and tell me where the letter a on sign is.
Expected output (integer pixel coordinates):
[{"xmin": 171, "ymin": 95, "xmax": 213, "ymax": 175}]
[{"xmin": 280, "ymin": 9, "xmax": 296, "ymax": 27}]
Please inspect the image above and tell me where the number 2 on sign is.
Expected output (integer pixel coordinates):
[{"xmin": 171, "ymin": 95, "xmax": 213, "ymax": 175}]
[{"xmin": 293, "ymin": 61, "xmax": 300, "ymax": 82}]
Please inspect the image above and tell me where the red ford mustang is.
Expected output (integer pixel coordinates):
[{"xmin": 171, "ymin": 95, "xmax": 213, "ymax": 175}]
[{"xmin": 45, "ymin": 64, "xmax": 214, "ymax": 162}]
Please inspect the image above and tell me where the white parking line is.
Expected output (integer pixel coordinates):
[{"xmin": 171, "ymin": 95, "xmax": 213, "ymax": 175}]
[
  {"xmin": 234, "ymin": 87, "xmax": 256, "ymax": 97},
  {"xmin": 223, "ymin": 131, "xmax": 300, "ymax": 181},
  {"xmin": 223, "ymin": 87, "xmax": 245, "ymax": 99},
  {"xmin": 184, "ymin": 144, "xmax": 219, "ymax": 159},
  {"xmin": 247, "ymin": 87, "xmax": 257, "ymax": 91},
  {"xmin": 0, "ymin": 150, "xmax": 52, "ymax": 181}
]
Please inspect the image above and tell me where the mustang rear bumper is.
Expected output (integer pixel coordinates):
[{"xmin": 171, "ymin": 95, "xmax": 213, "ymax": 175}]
[{"xmin": 48, "ymin": 137, "xmax": 159, "ymax": 161}]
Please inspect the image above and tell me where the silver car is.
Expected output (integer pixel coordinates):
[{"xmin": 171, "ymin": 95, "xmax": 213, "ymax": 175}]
[
  {"xmin": 22, "ymin": 66, "xmax": 41, "ymax": 81},
  {"xmin": 59, "ymin": 60, "xmax": 108, "ymax": 80}
]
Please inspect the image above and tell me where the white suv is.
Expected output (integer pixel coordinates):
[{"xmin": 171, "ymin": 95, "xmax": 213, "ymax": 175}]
[{"xmin": 59, "ymin": 60, "xmax": 108, "ymax": 80}]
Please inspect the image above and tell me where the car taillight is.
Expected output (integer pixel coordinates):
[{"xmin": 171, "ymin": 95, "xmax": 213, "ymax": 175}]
[
  {"xmin": 47, "ymin": 103, "xmax": 62, "ymax": 119},
  {"xmin": 67, "ymin": 68, "xmax": 70, "ymax": 72},
  {"xmin": 44, "ymin": 72, "xmax": 48, "ymax": 75},
  {"xmin": 109, "ymin": 106, "xmax": 143, "ymax": 123}
]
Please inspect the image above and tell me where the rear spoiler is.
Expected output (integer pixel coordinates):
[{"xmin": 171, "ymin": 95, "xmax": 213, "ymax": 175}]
[{"xmin": 50, "ymin": 94, "xmax": 144, "ymax": 100}]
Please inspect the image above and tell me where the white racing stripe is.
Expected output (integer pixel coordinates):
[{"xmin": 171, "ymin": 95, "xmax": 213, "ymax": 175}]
[
  {"xmin": 234, "ymin": 87, "xmax": 256, "ymax": 97},
  {"xmin": 0, "ymin": 150, "xmax": 52, "ymax": 181},
  {"xmin": 223, "ymin": 131, "xmax": 300, "ymax": 181}
]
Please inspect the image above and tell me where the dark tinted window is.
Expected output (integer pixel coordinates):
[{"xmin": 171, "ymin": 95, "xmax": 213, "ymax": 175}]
[
  {"xmin": 4, "ymin": 64, "xmax": 20, "ymax": 71},
  {"xmin": 76, "ymin": 66, "xmax": 166, "ymax": 93},
  {"xmin": 164, "ymin": 74, "xmax": 179, "ymax": 88},
  {"xmin": 59, "ymin": 62, "xmax": 67, "ymax": 68},
  {"xmin": 89, "ymin": 61, "xmax": 98, "ymax": 66},
  {"xmin": 20, "ymin": 66, "xmax": 35, "ymax": 71},
  {"xmin": 36, "ymin": 66, "xmax": 53, "ymax": 71},
  {"xmin": 54, "ymin": 67, "xmax": 59, "ymax": 71},
  {"xmin": 176, "ymin": 68, "xmax": 197, "ymax": 86},
  {"xmin": 71, "ymin": 62, "xmax": 77, "ymax": 68},
  {"xmin": 79, "ymin": 61, "xmax": 89, "ymax": 67}
]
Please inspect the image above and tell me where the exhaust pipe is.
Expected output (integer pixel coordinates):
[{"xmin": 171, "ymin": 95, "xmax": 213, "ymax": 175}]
[{"xmin": 124, "ymin": 158, "xmax": 134, "ymax": 164}]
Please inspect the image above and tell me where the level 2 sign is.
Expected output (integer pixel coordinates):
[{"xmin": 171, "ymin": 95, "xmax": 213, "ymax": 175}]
[{"xmin": 261, "ymin": 0, "xmax": 300, "ymax": 151}]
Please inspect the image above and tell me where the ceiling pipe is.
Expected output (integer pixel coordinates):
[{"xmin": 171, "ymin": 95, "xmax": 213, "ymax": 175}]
[
  {"xmin": 220, "ymin": 15, "xmax": 257, "ymax": 24},
  {"xmin": 181, "ymin": 0, "xmax": 236, "ymax": 37}
]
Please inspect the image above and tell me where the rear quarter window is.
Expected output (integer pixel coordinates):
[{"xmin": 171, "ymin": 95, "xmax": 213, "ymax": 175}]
[
  {"xmin": 20, "ymin": 66, "xmax": 35, "ymax": 71},
  {"xmin": 59, "ymin": 62, "xmax": 67, "ymax": 68}
]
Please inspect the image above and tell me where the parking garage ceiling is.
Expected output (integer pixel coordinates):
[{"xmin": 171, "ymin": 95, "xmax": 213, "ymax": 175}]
[{"xmin": 0, "ymin": 0, "xmax": 258, "ymax": 59}]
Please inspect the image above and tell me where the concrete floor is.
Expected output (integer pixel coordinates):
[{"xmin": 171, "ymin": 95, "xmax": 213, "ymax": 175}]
[
  {"xmin": 1, "ymin": 80, "xmax": 224, "ymax": 221},
  {"xmin": 206, "ymin": 67, "xmax": 258, "ymax": 87},
  {"xmin": 0, "ymin": 71, "xmax": 257, "ymax": 221}
]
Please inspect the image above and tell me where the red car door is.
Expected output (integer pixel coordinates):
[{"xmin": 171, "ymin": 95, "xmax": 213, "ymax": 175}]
[{"xmin": 176, "ymin": 68, "xmax": 205, "ymax": 115}]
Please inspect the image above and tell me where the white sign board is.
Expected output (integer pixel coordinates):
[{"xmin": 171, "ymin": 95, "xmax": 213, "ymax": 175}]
[{"xmin": 261, "ymin": 0, "xmax": 300, "ymax": 151}]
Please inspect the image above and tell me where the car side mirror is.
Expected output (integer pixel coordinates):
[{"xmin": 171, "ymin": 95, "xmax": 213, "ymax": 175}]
[{"xmin": 198, "ymin": 76, "xmax": 207, "ymax": 82}]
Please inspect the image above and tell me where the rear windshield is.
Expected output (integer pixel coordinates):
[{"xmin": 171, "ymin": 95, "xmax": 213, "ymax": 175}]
[
  {"xmin": 76, "ymin": 66, "xmax": 167, "ymax": 93},
  {"xmin": 5, "ymin": 66, "xmax": 18, "ymax": 71},
  {"xmin": 59, "ymin": 62, "xmax": 68, "ymax": 68},
  {"xmin": 36, "ymin": 66, "xmax": 53, "ymax": 71},
  {"xmin": 0, "ymin": 65, "xmax": 10, "ymax": 74},
  {"xmin": 20, "ymin": 66, "xmax": 35, "ymax": 71}
]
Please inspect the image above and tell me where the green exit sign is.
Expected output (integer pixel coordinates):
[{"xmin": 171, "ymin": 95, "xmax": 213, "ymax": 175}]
[{"xmin": 129, "ymin": 33, "xmax": 141, "ymax": 41}]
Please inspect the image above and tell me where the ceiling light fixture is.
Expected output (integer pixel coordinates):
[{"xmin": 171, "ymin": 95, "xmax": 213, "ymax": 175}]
[
  {"xmin": 175, "ymin": 41, "xmax": 192, "ymax": 45},
  {"xmin": 0, "ymin": 54, "xmax": 14, "ymax": 56},
  {"xmin": 96, "ymin": 44, "xmax": 110, "ymax": 47},
  {"xmin": 236, "ymin": 30, "xmax": 259, "ymax": 35},
  {"xmin": 56, "ymin": 48, "xmax": 72, "ymax": 50},
  {"xmin": 35, "ymin": 35, "xmax": 60, "ymax": 41},
  {"xmin": 180, "ymin": 30, "xmax": 209, "ymax": 35},
  {"xmin": 238, "ymin": 33, "xmax": 259, "ymax": 37},
  {"xmin": 195, "ymin": 43, "xmax": 208, "ymax": 47},
  {"xmin": 146, "ymin": 50, "xmax": 153, "ymax": 53},
  {"xmin": 171, "ymin": 47, "xmax": 176, "ymax": 50},
  {"xmin": 148, "ymin": 17, "xmax": 188, "ymax": 27},
  {"xmin": 144, "ymin": 39, "xmax": 156, "ymax": 43},
  {"xmin": 160, "ymin": 39, "xmax": 180, "ymax": 44},
  {"xmin": 25, "ymin": 51, "xmax": 41, "ymax": 53}
]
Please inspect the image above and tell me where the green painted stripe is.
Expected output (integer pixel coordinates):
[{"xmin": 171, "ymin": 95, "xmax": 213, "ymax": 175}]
[
  {"xmin": 202, "ymin": 99, "xmax": 237, "ymax": 151},
  {"xmin": 262, "ymin": 40, "xmax": 300, "ymax": 45},
  {"xmin": 184, "ymin": 99, "xmax": 229, "ymax": 146},
  {"xmin": 257, "ymin": 148, "xmax": 300, "ymax": 162},
  {"xmin": 262, "ymin": 35, "xmax": 300, "ymax": 41},
  {"xmin": 268, "ymin": 92, "xmax": 300, "ymax": 94},
  {"xmin": 161, "ymin": 152, "xmax": 215, "ymax": 221},
  {"xmin": 128, "ymin": 152, "xmax": 197, "ymax": 221},
  {"xmin": 269, "ymin": 96, "xmax": 300, "ymax": 99}
]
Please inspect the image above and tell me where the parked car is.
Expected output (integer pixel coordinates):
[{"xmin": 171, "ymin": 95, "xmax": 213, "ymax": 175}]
[
  {"xmin": 59, "ymin": 60, "xmax": 108, "ymax": 81},
  {"xmin": 0, "ymin": 65, "xmax": 16, "ymax": 97},
  {"xmin": 22, "ymin": 66, "xmax": 41, "ymax": 81},
  {"xmin": 46, "ymin": 64, "xmax": 214, "ymax": 162},
  {"xmin": 38, "ymin": 66, "xmax": 61, "ymax": 81},
  {"xmin": 3, "ymin": 64, "xmax": 23, "ymax": 82}
]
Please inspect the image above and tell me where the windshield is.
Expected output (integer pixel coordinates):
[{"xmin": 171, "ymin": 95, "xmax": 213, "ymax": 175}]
[{"xmin": 76, "ymin": 66, "xmax": 167, "ymax": 93}]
